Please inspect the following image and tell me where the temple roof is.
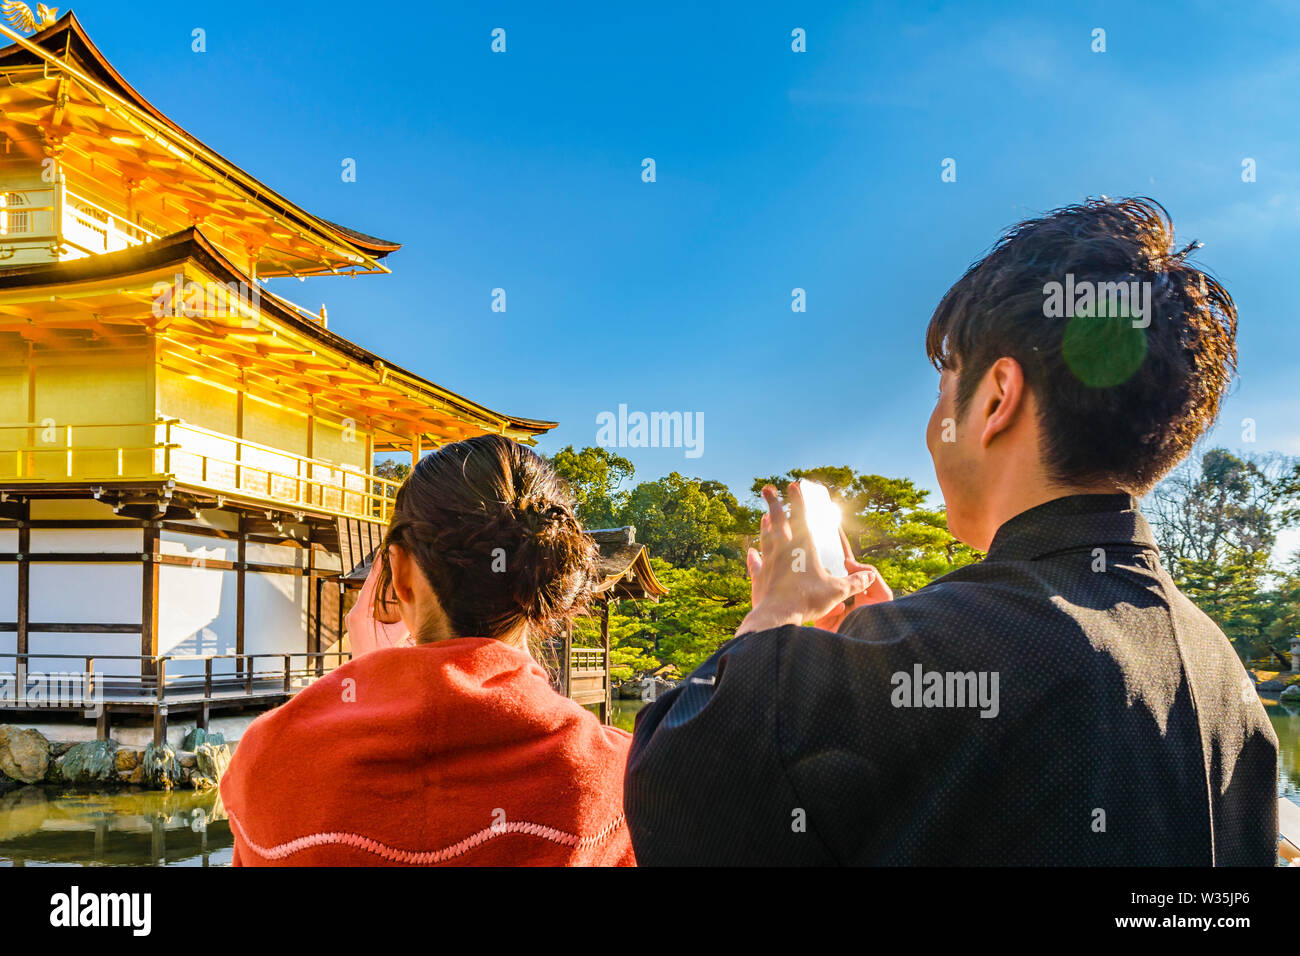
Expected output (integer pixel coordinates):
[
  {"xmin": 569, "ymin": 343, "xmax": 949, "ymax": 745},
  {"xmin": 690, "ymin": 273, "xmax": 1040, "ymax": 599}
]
[
  {"xmin": 588, "ymin": 527, "xmax": 669, "ymax": 601},
  {"xmin": 0, "ymin": 226, "xmax": 557, "ymax": 446},
  {"xmin": 0, "ymin": 12, "xmax": 400, "ymax": 275}
]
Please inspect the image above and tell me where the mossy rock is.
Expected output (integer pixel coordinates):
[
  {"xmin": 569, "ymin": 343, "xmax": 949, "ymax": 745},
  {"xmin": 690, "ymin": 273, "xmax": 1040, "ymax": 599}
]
[
  {"xmin": 58, "ymin": 740, "xmax": 119, "ymax": 784},
  {"xmin": 181, "ymin": 727, "xmax": 226, "ymax": 751},
  {"xmin": 142, "ymin": 742, "xmax": 182, "ymax": 790},
  {"xmin": 1280, "ymin": 684, "xmax": 1300, "ymax": 702},
  {"xmin": 0, "ymin": 726, "xmax": 50, "ymax": 784},
  {"xmin": 195, "ymin": 742, "xmax": 231, "ymax": 783}
]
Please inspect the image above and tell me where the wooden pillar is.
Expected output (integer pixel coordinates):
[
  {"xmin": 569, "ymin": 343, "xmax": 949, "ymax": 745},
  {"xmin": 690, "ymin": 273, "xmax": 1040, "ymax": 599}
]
[
  {"xmin": 601, "ymin": 597, "xmax": 612, "ymax": 724},
  {"xmin": 305, "ymin": 398, "xmax": 315, "ymax": 512},
  {"xmin": 25, "ymin": 340, "xmax": 35, "ymax": 479},
  {"xmin": 561, "ymin": 624, "xmax": 572, "ymax": 698},
  {"xmin": 141, "ymin": 522, "xmax": 159, "ymax": 678},
  {"xmin": 314, "ymin": 575, "xmax": 323, "ymax": 652},
  {"xmin": 307, "ymin": 528, "xmax": 322, "ymax": 675},
  {"xmin": 15, "ymin": 500, "xmax": 28, "ymax": 701},
  {"xmin": 410, "ymin": 435, "xmax": 420, "ymax": 470},
  {"xmin": 234, "ymin": 381, "xmax": 245, "ymax": 492},
  {"xmin": 152, "ymin": 703, "xmax": 168, "ymax": 747},
  {"xmin": 235, "ymin": 515, "xmax": 246, "ymax": 658}
]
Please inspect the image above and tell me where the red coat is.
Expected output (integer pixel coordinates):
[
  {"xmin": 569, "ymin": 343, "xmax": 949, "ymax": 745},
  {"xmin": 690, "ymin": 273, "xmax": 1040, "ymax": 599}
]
[{"xmin": 220, "ymin": 638, "xmax": 635, "ymax": 866}]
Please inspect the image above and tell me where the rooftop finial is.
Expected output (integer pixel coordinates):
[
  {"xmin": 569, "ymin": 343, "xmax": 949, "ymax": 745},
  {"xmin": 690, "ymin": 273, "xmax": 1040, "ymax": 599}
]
[{"xmin": 1, "ymin": 1, "xmax": 58, "ymax": 34}]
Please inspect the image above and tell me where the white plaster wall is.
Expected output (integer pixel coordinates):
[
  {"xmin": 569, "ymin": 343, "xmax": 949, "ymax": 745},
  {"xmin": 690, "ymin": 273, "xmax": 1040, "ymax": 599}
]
[
  {"xmin": 157, "ymin": 564, "xmax": 237, "ymax": 676},
  {"xmin": 0, "ymin": 560, "xmax": 14, "ymax": 623},
  {"xmin": 30, "ymin": 528, "xmax": 144, "ymax": 553},
  {"xmin": 29, "ymin": 562, "xmax": 140, "ymax": 624},
  {"xmin": 26, "ymin": 558, "xmax": 142, "ymax": 676},
  {"xmin": 160, "ymin": 530, "xmax": 236, "ymax": 563},
  {"xmin": 243, "ymin": 571, "xmax": 308, "ymax": 659},
  {"xmin": 27, "ymin": 633, "xmax": 140, "ymax": 676},
  {"xmin": 245, "ymin": 541, "xmax": 306, "ymax": 567}
]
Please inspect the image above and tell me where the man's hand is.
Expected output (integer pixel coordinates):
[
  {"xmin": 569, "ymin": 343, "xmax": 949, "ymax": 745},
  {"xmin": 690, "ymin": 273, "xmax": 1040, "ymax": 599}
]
[
  {"xmin": 809, "ymin": 528, "xmax": 894, "ymax": 631},
  {"xmin": 738, "ymin": 483, "xmax": 876, "ymax": 636}
]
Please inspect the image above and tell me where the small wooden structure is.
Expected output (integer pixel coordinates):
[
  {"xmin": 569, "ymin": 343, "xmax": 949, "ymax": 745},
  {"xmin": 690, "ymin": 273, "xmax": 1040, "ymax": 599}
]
[{"xmin": 558, "ymin": 527, "xmax": 668, "ymax": 723}]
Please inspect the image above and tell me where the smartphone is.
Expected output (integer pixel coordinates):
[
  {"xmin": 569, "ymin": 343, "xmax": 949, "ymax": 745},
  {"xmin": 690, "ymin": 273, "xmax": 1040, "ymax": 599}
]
[{"xmin": 796, "ymin": 479, "xmax": 847, "ymax": 578}]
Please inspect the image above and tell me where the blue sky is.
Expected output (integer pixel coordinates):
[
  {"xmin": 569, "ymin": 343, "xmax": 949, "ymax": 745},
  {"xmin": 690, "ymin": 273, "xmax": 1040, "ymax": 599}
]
[{"xmin": 61, "ymin": 0, "xmax": 1300, "ymax": 512}]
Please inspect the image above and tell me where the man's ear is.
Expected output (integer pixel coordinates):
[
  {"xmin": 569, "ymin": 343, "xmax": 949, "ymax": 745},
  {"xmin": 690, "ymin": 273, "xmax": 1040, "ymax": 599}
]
[{"xmin": 976, "ymin": 356, "xmax": 1027, "ymax": 449}]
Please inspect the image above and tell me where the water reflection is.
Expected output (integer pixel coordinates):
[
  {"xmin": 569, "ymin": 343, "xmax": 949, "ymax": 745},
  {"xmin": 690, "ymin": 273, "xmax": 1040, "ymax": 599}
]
[
  {"xmin": 0, "ymin": 787, "xmax": 232, "ymax": 867},
  {"xmin": 1270, "ymin": 700, "xmax": 1300, "ymax": 803}
]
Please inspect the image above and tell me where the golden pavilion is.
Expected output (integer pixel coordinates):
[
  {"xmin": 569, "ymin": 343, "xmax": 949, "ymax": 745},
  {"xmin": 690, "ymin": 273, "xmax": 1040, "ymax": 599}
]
[{"xmin": 0, "ymin": 9, "xmax": 559, "ymax": 739}]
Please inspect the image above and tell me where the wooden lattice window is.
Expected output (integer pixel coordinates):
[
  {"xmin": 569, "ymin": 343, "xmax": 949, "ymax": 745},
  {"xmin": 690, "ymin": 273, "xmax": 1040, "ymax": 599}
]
[{"xmin": 1, "ymin": 192, "xmax": 29, "ymax": 235}]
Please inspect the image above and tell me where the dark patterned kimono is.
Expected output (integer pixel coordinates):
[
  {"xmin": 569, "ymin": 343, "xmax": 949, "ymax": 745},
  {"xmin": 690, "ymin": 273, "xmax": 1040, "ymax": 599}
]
[{"xmin": 625, "ymin": 495, "xmax": 1278, "ymax": 866}]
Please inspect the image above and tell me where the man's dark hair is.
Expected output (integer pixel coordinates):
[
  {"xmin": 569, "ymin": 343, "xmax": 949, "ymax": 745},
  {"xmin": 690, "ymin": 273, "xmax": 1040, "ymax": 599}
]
[{"xmin": 925, "ymin": 197, "xmax": 1237, "ymax": 494}]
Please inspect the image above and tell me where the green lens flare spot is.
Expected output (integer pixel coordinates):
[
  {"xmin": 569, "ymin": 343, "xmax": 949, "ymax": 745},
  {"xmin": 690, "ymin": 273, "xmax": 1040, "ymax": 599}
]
[{"xmin": 1062, "ymin": 313, "xmax": 1147, "ymax": 388}]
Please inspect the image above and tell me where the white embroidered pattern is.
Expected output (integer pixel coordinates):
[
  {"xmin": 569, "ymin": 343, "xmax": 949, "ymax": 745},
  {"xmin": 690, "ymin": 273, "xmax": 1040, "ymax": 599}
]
[{"xmin": 228, "ymin": 810, "xmax": 626, "ymax": 864}]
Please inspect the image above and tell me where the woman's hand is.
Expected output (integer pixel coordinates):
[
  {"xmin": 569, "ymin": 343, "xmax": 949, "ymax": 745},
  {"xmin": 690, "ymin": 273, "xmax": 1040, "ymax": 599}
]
[
  {"xmin": 372, "ymin": 557, "xmax": 404, "ymax": 624},
  {"xmin": 739, "ymin": 483, "xmax": 877, "ymax": 636}
]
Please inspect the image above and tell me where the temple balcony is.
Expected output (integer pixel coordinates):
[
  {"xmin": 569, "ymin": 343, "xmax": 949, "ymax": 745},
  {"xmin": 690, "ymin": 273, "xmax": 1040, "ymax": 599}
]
[
  {"xmin": 0, "ymin": 184, "xmax": 159, "ymax": 266},
  {"xmin": 0, "ymin": 417, "xmax": 400, "ymax": 524}
]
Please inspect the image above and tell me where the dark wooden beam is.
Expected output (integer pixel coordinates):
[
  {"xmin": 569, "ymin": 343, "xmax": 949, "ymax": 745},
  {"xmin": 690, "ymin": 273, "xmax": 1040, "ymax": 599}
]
[
  {"xmin": 236, "ymin": 515, "xmax": 246, "ymax": 658},
  {"xmin": 601, "ymin": 597, "xmax": 612, "ymax": 725},
  {"xmin": 0, "ymin": 622, "xmax": 139, "ymax": 633},
  {"xmin": 15, "ymin": 500, "xmax": 28, "ymax": 693},
  {"xmin": 141, "ymin": 523, "xmax": 159, "ymax": 678}
]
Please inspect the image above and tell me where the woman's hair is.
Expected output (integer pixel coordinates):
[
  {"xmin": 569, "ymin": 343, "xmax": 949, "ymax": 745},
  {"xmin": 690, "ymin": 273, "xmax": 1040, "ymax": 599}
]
[{"xmin": 373, "ymin": 434, "xmax": 597, "ymax": 650}]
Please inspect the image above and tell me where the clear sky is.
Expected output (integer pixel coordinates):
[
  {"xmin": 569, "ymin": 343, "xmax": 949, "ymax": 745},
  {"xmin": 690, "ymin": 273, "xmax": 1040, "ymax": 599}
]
[{"xmin": 61, "ymin": 0, "xmax": 1300, "ymax": 512}]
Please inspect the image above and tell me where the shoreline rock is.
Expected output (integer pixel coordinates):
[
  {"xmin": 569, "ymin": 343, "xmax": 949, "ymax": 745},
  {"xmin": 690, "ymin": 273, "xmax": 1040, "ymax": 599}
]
[
  {"xmin": 0, "ymin": 726, "xmax": 49, "ymax": 784},
  {"xmin": 0, "ymin": 723, "xmax": 234, "ymax": 792}
]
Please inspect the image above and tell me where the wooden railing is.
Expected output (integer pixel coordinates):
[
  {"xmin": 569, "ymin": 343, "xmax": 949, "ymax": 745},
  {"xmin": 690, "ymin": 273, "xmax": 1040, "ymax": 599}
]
[
  {"xmin": 0, "ymin": 186, "xmax": 158, "ymax": 256},
  {"xmin": 570, "ymin": 647, "xmax": 606, "ymax": 673},
  {"xmin": 0, "ymin": 651, "xmax": 351, "ymax": 706},
  {"xmin": 0, "ymin": 418, "xmax": 401, "ymax": 522}
]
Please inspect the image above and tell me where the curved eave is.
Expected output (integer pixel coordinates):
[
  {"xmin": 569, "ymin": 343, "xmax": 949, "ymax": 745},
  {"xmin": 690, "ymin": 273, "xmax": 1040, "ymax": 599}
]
[
  {"xmin": 593, "ymin": 545, "xmax": 669, "ymax": 601},
  {"xmin": 0, "ymin": 227, "xmax": 556, "ymax": 440},
  {"xmin": 0, "ymin": 13, "xmax": 400, "ymax": 265}
]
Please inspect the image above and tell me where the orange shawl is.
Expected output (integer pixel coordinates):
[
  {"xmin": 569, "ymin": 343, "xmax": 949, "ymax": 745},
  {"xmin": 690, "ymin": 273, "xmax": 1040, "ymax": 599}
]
[{"xmin": 220, "ymin": 638, "xmax": 635, "ymax": 866}]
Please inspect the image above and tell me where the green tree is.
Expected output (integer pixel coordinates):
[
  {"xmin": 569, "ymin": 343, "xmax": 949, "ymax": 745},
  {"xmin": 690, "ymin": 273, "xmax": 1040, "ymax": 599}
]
[
  {"xmin": 547, "ymin": 445, "xmax": 635, "ymax": 528},
  {"xmin": 1148, "ymin": 448, "xmax": 1300, "ymax": 661},
  {"xmin": 373, "ymin": 458, "xmax": 411, "ymax": 483},
  {"xmin": 1264, "ymin": 554, "xmax": 1300, "ymax": 668},
  {"xmin": 621, "ymin": 472, "xmax": 740, "ymax": 566},
  {"xmin": 574, "ymin": 558, "xmax": 751, "ymax": 680}
]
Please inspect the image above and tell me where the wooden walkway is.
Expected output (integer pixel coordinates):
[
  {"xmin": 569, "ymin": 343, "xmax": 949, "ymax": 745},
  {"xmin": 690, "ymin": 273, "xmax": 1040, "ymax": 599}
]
[{"xmin": 1, "ymin": 645, "xmax": 616, "ymax": 743}]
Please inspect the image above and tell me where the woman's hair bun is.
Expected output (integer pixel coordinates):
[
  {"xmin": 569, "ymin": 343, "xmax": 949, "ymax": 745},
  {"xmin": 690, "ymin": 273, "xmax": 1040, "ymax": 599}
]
[{"xmin": 378, "ymin": 435, "xmax": 597, "ymax": 644}]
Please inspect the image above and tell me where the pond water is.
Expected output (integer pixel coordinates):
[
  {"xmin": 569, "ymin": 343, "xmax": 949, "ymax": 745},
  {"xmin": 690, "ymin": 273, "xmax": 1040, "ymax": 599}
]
[
  {"xmin": 0, "ymin": 787, "xmax": 230, "ymax": 866},
  {"xmin": 1, "ymin": 701, "xmax": 1295, "ymax": 866}
]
